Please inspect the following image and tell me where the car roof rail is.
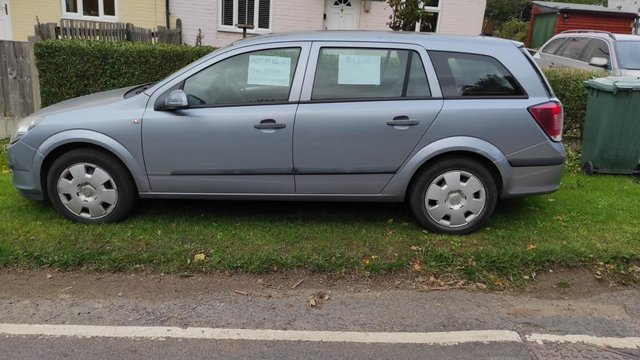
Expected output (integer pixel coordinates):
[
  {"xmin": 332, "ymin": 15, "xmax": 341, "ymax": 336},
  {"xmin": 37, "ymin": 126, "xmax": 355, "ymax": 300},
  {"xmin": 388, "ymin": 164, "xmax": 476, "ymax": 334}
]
[{"xmin": 559, "ymin": 30, "xmax": 616, "ymax": 40}]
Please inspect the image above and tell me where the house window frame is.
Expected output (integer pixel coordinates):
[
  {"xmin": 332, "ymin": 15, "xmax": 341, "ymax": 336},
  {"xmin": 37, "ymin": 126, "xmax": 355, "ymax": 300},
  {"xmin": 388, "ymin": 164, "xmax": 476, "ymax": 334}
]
[
  {"xmin": 218, "ymin": 0, "xmax": 273, "ymax": 34},
  {"xmin": 61, "ymin": 0, "xmax": 119, "ymax": 22},
  {"xmin": 415, "ymin": 1, "xmax": 441, "ymax": 34}
]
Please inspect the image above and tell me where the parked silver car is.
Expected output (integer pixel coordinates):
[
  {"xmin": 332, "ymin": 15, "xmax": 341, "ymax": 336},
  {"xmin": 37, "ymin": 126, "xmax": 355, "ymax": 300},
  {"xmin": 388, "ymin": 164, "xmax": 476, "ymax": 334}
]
[
  {"xmin": 533, "ymin": 30, "xmax": 640, "ymax": 76},
  {"xmin": 8, "ymin": 31, "xmax": 565, "ymax": 234}
]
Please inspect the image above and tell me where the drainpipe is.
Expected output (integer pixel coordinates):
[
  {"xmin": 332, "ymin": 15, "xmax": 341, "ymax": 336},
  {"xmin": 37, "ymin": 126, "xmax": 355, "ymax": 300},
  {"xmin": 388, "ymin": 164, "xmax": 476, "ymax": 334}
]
[{"xmin": 166, "ymin": 0, "xmax": 171, "ymax": 28}]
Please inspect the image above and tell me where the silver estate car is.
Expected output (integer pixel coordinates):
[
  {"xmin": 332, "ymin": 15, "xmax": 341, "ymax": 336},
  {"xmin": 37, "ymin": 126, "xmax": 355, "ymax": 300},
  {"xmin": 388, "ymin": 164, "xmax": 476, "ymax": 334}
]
[
  {"xmin": 8, "ymin": 31, "xmax": 565, "ymax": 234},
  {"xmin": 534, "ymin": 30, "xmax": 640, "ymax": 76}
]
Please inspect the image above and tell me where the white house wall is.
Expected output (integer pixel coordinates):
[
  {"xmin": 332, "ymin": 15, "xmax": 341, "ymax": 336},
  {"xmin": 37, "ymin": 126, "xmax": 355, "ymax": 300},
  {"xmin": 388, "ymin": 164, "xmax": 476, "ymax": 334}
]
[
  {"xmin": 438, "ymin": 0, "xmax": 487, "ymax": 36},
  {"xmin": 171, "ymin": 0, "xmax": 486, "ymax": 47}
]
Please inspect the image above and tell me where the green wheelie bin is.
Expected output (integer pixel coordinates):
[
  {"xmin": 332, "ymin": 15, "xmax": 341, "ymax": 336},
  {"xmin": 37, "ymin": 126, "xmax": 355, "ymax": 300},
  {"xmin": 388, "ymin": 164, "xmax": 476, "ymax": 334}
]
[{"xmin": 581, "ymin": 77, "xmax": 640, "ymax": 175}]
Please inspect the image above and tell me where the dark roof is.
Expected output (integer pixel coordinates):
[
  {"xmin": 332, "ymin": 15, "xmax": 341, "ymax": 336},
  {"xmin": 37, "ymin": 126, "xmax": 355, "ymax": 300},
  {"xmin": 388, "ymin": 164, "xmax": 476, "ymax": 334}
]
[{"xmin": 533, "ymin": 1, "xmax": 638, "ymax": 17}]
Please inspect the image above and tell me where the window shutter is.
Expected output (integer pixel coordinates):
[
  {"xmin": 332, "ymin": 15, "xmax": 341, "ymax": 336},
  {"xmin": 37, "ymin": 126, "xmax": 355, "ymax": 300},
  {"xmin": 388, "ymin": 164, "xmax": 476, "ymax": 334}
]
[
  {"xmin": 222, "ymin": 0, "xmax": 234, "ymax": 26},
  {"xmin": 238, "ymin": 0, "xmax": 255, "ymax": 26},
  {"xmin": 258, "ymin": 0, "xmax": 270, "ymax": 29}
]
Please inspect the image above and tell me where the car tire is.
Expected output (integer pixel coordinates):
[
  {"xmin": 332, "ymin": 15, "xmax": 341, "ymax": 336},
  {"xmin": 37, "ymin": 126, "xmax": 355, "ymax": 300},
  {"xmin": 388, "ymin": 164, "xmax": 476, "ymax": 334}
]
[
  {"xmin": 46, "ymin": 148, "xmax": 137, "ymax": 223},
  {"xmin": 409, "ymin": 158, "xmax": 498, "ymax": 235}
]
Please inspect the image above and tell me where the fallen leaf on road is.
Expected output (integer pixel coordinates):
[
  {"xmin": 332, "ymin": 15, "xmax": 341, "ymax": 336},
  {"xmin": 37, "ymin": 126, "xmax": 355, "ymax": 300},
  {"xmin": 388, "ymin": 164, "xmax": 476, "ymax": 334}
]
[
  {"xmin": 46, "ymin": 273, "xmax": 53, "ymax": 279},
  {"xmin": 309, "ymin": 298, "xmax": 316, "ymax": 307}
]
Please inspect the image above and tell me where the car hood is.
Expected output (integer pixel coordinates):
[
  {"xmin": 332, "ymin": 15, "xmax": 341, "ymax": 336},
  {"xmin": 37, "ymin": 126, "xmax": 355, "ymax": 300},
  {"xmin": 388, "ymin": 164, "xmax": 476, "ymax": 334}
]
[{"xmin": 35, "ymin": 85, "xmax": 145, "ymax": 117}]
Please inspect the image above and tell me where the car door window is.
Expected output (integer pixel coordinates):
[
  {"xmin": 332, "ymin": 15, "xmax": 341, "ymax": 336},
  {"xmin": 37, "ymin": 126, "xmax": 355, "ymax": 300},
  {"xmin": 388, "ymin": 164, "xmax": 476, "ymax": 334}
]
[
  {"xmin": 429, "ymin": 51, "xmax": 525, "ymax": 97},
  {"xmin": 183, "ymin": 48, "xmax": 301, "ymax": 106},
  {"xmin": 557, "ymin": 37, "xmax": 591, "ymax": 61},
  {"xmin": 541, "ymin": 38, "xmax": 568, "ymax": 55},
  {"xmin": 311, "ymin": 48, "xmax": 430, "ymax": 100},
  {"xmin": 583, "ymin": 39, "xmax": 610, "ymax": 64}
]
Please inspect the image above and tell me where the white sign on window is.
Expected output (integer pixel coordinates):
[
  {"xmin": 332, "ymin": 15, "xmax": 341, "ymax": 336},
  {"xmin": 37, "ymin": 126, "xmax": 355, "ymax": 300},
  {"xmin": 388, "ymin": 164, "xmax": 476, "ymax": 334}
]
[
  {"xmin": 247, "ymin": 55, "xmax": 292, "ymax": 87},
  {"xmin": 338, "ymin": 55, "xmax": 381, "ymax": 85}
]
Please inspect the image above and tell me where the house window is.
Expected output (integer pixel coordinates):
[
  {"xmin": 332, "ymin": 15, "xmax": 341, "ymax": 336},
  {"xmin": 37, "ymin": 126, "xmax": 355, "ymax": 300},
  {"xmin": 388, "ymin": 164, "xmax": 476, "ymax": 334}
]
[
  {"xmin": 62, "ymin": 0, "xmax": 118, "ymax": 20},
  {"xmin": 219, "ymin": 0, "xmax": 272, "ymax": 32},
  {"xmin": 416, "ymin": 0, "xmax": 440, "ymax": 33}
]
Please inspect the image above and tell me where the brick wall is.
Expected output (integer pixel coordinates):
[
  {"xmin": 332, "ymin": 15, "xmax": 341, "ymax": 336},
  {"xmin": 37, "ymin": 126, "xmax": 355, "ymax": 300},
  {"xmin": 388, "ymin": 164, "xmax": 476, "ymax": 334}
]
[{"xmin": 173, "ymin": 0, "xmax": 487, "ymax": 47}]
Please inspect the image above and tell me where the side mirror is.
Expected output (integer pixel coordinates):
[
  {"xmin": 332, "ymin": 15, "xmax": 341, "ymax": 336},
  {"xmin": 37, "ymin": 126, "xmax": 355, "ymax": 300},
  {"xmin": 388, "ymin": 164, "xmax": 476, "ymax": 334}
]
[
  {"xmin": 589, "ymin": 57, "xmax": 609, "ymax": 69},
  {"xmin": 163, "ymin": 90, "xmax": 189, "ymax": 110}
]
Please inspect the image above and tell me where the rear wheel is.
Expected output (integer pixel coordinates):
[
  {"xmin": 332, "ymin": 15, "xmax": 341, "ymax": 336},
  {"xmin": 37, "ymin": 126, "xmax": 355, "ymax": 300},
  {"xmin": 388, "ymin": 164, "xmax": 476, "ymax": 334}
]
[
  {"xmin": 46, "ymin": 149, "xmax": 137, "ymax": 223},
  {"xmin": 409, "ymin": 158, "xmax": 498, "ymax": 235}
]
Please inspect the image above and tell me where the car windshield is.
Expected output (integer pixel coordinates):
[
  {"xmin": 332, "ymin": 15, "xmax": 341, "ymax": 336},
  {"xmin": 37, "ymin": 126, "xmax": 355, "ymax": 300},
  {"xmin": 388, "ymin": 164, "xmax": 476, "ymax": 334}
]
[{"xmin": 615, "ymin": 41, "xmax": 640, "ymax": 70}]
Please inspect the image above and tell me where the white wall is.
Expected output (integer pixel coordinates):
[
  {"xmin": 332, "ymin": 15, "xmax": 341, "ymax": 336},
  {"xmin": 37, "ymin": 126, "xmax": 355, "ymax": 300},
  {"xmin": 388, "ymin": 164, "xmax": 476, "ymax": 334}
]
[
  {"xmin": 171, "ymin": 0, "xmax": 486, "ymax": 47},
  {"xmin": 438, "ymin": 0, "xmax": 486, "ymax": 36}
]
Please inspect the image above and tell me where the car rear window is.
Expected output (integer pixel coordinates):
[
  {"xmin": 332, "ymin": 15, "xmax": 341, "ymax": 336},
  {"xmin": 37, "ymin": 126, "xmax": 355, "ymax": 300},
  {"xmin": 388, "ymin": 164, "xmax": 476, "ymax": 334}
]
[{"xmin": 429, "ymin": 51, "xmax": 526, "ymax": 98}]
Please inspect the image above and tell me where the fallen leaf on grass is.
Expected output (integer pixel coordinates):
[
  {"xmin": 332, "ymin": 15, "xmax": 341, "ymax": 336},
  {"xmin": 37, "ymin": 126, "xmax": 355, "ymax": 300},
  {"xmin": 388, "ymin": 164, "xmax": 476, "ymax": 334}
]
[
  {"xmin": 194, "ymin": 253, "xmax": 206, "ymax": 262},
  {"xmin": 527, "ymin": 244, "xmax": 537, "ymax": 250},
  {"xmin": 411, "ymin": 260, "xmax": 423, "ymax": 272}
]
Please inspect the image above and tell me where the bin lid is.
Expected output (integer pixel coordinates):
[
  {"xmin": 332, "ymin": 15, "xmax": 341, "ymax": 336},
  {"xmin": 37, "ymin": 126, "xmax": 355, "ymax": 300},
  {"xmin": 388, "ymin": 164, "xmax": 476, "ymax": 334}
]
[{"xmin": 584, "ymin": 76, "xmax": 640, "ymax": 92}]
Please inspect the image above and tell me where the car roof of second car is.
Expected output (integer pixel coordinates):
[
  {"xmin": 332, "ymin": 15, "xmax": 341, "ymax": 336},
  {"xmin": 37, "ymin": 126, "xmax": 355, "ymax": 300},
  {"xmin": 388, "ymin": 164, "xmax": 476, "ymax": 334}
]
[
  {"xmin": 552, "ymin": 32, "xmax": 640, "ymax": 42},
  {"xmin": 228, "ymin": 30, "xmax": 520, "ymax": 49}
]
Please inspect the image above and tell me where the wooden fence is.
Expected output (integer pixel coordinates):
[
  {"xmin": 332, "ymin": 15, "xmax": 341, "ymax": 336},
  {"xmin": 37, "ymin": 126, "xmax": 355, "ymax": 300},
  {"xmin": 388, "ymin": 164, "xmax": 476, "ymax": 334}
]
[
  {"xmin": 0, "ymin": 38, "xmax": 40, "ymax": 138},
  {"xmin": 35, "ymin": 19, "xmax": 182, "ymax": 44}
]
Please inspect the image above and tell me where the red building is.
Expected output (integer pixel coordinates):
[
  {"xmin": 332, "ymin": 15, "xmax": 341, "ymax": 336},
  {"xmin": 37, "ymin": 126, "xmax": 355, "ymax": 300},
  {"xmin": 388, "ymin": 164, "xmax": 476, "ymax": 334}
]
[{"xmin": 527, "ymin": 1, "xmax": 638, "ymax": 48}]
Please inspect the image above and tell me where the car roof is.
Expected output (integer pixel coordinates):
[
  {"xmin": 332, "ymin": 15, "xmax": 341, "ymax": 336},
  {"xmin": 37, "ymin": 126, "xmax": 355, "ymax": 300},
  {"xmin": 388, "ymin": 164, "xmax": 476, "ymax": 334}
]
[
  {"xmin": 552, "ymin": 31, "xmax": 640, "ymax": 42},
  {"xmin": 230, "ymin": 30, "xmax": 519, "ymax": 49}
]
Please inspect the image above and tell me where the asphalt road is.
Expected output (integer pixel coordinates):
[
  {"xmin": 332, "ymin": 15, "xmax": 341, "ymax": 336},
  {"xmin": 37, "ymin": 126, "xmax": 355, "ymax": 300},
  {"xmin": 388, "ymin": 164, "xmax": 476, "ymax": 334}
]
[{"xmin": 1, "ymin": 270, "xmax": 639, "ymax": 359}]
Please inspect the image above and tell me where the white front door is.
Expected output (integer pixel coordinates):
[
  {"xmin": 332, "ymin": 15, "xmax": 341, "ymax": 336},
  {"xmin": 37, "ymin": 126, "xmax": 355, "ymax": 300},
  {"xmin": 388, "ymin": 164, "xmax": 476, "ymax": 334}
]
[
  {"xmin": 324, "ymin": 0, "xmax": 360, "ymax": 30},
  {"xmin": 0, "ymin": 0, "xmax": 12, "ymax": 40}
]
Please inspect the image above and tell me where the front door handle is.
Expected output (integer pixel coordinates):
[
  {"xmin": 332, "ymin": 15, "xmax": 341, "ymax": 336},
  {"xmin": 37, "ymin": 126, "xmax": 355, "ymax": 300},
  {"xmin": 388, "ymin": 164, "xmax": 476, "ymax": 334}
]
[
  {"xmin": 387, "ymin": 116, "xmax": 419, "ymax": 126},
  {"xmin": 254, "ymin": 119, "xmax": 286, "ymax": 130}
]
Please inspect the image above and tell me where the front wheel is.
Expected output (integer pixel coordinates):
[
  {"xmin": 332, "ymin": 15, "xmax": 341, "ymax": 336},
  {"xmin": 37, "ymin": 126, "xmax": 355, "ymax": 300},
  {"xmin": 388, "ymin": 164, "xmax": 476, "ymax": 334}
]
[
  {"xmin": 409, "ymin": 158, "xmax": 498, "ymax": 235},
  {"xmin": 46, "ymin": 149, "xmax": 137, "ymax": 223}
]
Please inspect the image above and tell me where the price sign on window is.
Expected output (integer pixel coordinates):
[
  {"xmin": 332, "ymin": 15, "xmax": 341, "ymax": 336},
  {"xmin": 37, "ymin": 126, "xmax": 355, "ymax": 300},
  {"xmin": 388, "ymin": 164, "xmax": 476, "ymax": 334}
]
[
  {"xmin": 247, "ymin": 56, "xmax": 292, "ymax": 87},
  {"xmin": 338, "ymin": 55, "xmax": 381, "ymax": 85}
]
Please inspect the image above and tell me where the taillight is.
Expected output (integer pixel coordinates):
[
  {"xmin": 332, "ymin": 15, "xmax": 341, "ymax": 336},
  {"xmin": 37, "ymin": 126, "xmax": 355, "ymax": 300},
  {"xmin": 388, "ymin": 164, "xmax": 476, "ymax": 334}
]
[{"xmin": 528, "ymin": 102, "xmax": 563, "ymax": 142}]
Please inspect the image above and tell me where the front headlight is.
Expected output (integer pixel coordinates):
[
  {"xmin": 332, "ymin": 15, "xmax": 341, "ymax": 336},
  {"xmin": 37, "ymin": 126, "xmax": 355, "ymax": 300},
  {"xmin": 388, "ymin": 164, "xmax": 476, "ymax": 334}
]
[{"xmin": 10, "ymin": 115, "xmax": 42, "ymax": 144}]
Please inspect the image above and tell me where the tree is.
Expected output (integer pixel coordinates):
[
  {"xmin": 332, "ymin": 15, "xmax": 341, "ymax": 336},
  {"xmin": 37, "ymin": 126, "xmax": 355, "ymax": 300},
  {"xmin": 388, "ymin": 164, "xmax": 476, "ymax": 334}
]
[{"xmin": 386, "ymin": 0, "xmax": 424, "ymax": 31}]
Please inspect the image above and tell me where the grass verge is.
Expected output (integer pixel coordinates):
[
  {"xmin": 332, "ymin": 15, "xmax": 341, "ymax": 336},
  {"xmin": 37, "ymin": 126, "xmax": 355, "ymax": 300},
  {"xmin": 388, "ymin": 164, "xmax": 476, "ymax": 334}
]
[{"xmin": 1, "ymin": 141, "xmax": 639, "ymax": 286}]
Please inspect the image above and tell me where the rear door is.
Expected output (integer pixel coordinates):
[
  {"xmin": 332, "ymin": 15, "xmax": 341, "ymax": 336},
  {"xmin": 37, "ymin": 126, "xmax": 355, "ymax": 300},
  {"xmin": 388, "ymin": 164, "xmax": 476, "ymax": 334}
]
[
  {"xmin": 293, "ymin": 42, "xmax": 443, "ymax": 194},
  {"xmin": 552, "ymin": 36, "xmax": 592, "ymax": 70}
]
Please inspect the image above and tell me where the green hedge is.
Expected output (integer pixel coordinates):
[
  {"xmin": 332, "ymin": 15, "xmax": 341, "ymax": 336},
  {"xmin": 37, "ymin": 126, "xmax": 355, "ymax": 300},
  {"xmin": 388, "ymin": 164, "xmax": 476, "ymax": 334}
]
[
  {"xmin": 543, "ymin": 68, "xmax": 606, "ymax": 139},
  {"xmin": 35, "ymin": 40, "xmax": 215, "ymax": 107}
]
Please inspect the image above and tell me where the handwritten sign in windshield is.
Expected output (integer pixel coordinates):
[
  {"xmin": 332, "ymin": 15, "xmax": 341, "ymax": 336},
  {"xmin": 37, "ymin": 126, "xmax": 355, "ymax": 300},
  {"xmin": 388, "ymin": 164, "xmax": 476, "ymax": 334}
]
[
  {"xmin": 338, "ymin": 55, "xmax": 381, "ymax": 85},
  {"xmin": 247, "ymin": 55, "xmax": 292, "ymax": 87}
]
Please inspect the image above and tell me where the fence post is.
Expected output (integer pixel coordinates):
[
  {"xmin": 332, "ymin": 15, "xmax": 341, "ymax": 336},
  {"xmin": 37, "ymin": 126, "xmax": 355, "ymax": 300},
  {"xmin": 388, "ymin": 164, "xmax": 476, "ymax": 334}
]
[
  {"xmin": 27, "ymin": 36, "xmax": 42, "ymax": 113},
  {"xmin": 176, "ymin": 18, "xmax": 182, "ymax": 45},
  {"xmin": 125, "ymin": 23, "xmax": 134, "ymax": 41}
]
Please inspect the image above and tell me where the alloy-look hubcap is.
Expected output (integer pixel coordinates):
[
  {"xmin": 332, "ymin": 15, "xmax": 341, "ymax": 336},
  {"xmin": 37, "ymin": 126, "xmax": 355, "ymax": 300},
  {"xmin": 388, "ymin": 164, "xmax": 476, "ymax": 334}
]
[
  {"xmin": 57, "ymin": 163, "xmax": 118, "ymax": 219},
  {"xmin": 425, "ymin": 170, "xmax": 486, "ymax": 228}
]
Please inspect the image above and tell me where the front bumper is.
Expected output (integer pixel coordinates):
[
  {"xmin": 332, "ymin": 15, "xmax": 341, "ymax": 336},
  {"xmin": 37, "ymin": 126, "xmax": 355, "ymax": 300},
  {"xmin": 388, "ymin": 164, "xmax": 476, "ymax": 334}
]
[{"xmin": 7, "ymin": 141, "xmax": 44, "ymax": 201}]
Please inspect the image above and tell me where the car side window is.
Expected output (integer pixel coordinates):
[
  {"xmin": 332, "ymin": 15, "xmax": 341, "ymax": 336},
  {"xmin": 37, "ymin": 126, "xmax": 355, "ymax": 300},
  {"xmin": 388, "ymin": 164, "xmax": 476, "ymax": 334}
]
[
  {"xmin": 183, "ymin": 48, "xmax": 301, "ymax": 106},
  {"xmin": 557, "ymin": 37, "xmax": 591, "ymax": 61},
  {"xmin": 541, "ymin": 38, "xmax": 568, "ymax": 55},
  {"xmin": 583, "ymin": 39, "xmax": 610, "ymax": 65},
  {"xmin": 429, "ymin": 51, "xmax": 525, "ymax": 97},
  {"xmin": 311, "ymin": 48, "xmax": 430, "ymax": 100}
]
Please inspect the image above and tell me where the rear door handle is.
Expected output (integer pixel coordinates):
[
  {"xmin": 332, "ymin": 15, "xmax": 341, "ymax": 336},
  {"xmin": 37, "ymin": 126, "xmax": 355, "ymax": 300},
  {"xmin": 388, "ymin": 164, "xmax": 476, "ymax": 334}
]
[
  {"xmin": 254, "ymin": 119, "xmax": 286, "ymax": 130},
  {"xmin": 387, "ymin": 116, "xmax": 419, "ymax": 126}
]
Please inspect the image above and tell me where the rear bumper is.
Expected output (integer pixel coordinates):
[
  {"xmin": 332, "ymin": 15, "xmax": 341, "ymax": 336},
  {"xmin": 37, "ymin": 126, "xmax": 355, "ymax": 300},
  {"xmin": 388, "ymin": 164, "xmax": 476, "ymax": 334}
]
[
  {"xmin": 8, "ymin": 141, "xmax": 45, "ymax": 201},
  {"xmin": 502, "ymin": 164, "xmax": 564, "ymax": 198}
]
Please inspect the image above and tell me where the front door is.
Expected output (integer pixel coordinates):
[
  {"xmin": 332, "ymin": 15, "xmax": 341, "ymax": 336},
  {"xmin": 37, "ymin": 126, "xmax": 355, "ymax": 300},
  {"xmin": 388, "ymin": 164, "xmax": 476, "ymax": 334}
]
[
  {"xmin": 142, "ymin": 44, "xmax": 310, "ymax": 194},
  {"xmin": 0, "ymin": 0, "xmax": 12, "ymax": 40},
  {"xmin": 324, "ymin": 0, "xmax": 360, "ymax": 30}
]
